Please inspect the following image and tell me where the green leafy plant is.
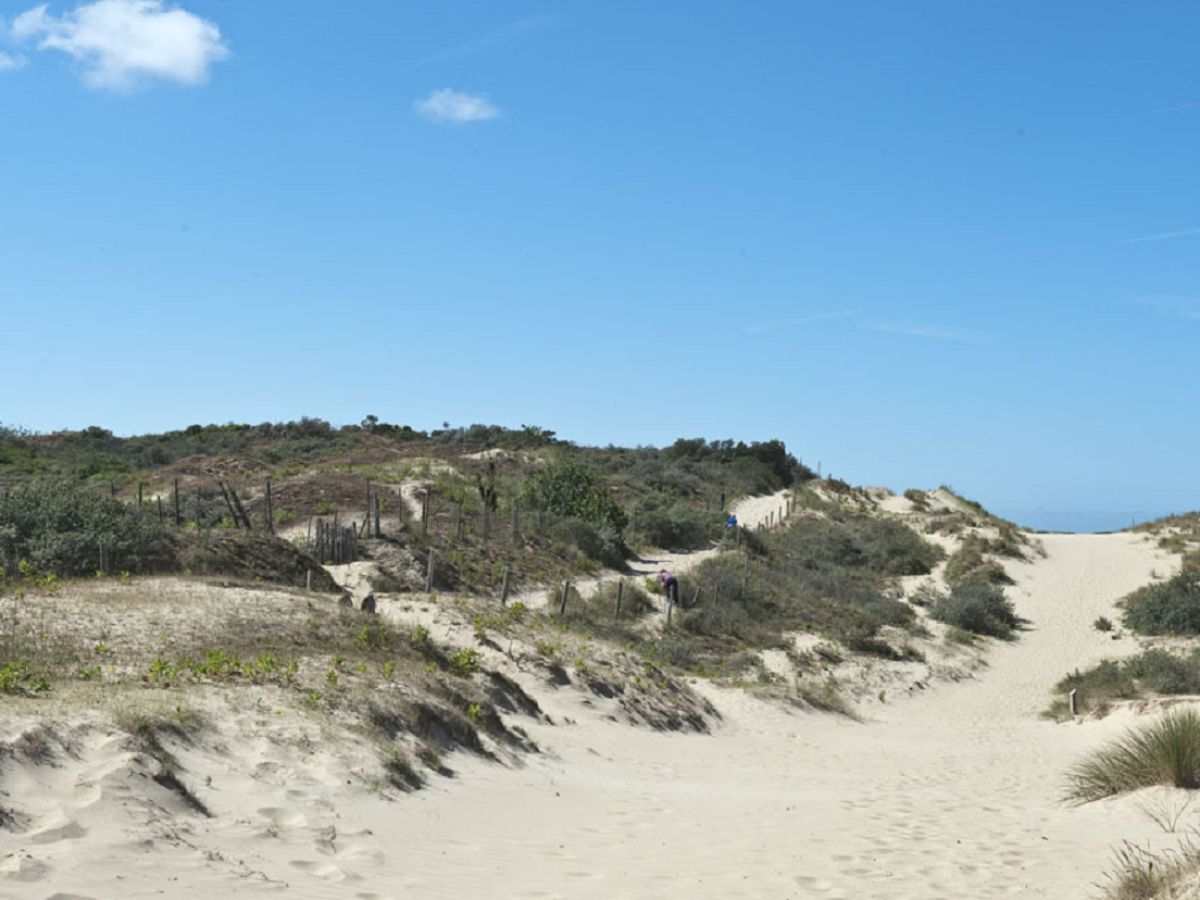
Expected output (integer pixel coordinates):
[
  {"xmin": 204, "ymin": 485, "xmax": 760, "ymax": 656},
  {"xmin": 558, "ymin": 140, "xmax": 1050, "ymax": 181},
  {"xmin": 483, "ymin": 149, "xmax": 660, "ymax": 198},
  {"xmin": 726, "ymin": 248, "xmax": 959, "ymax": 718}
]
[{"xmin": 448, "ymin": 647, "xmax": 480, "ymax": 676}]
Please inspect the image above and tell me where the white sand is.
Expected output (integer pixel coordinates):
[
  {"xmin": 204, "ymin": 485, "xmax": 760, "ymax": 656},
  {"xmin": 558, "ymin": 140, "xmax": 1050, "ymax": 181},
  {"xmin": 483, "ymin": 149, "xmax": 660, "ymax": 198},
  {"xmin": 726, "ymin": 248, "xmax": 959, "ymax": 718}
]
[{"xmin": 2, "ymin": 524, "xmax": 1192, "ymax": 898}]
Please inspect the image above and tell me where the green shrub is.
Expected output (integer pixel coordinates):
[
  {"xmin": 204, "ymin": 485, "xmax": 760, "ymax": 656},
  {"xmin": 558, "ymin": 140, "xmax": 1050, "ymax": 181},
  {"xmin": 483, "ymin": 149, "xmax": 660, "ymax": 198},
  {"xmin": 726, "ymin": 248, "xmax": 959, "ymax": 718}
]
[
  {"xmin": 851, "ymin": 519, "xmax": 943, "ymax": 576},
  {"xmin": 0, "ymin": 480, "xmax": 173, "ymax": 576},
  {"xmin": 1123, "ymin": 571, "xmax": 1200, "ymax": 635},
  {"xmin": 627, "ymin": 501, "xmax": 718, "ymax": 550},
  {"xmin": 930, "ymin": 580, "xmax": 1019, "ymax": 638},
  {"xmin": 520, "ymin": 456, "xmax": 627, "ymax": 535},
  {"xmin": 943, "ymin": 535, "xmax": 1013, "ymax": 586},
  {"xmin": 1066, "ymin": 708, "xmax": 1200, "ymax": 802},
  {"xmin": 1056, "ymin": 649, "xmax": 1200, "ymax": 716},
  {"xmin": 1094, "ymin": 616, "xmax": 1113, "ymax": 632},
  {"xmin": 548, "ymin": 517, "xmax": 626, "ymax": 570}
]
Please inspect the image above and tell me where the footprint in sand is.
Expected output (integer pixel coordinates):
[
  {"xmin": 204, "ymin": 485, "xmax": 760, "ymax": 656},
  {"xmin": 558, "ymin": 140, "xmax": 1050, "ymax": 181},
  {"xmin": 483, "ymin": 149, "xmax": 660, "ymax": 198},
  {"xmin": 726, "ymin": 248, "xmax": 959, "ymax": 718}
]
[
  {"xmin": 290, "ymin": 859, "xmax": 356, "ymax": 882},
  {"xmin": 793, "ymin": 874, "xmax": 837, "ymax": 892},
  {"xmin": 28, "ymin": 821, "xmax": 86, "ymax": 845},
  {"xmin": 1, "ymin": 852, "xmax": 50, "ymax": 882},
  {"xmin": 258, "ymin": 807, "xmax": 308, "ymax": 830}
]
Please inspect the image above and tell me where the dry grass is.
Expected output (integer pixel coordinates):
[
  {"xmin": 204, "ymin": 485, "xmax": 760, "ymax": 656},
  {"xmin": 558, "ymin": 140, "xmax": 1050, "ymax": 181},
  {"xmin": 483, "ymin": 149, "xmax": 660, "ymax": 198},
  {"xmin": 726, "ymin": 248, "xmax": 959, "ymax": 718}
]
[{"xmin": 1067, "ymin": 708, "xmax": 1200, "ymax": 803}]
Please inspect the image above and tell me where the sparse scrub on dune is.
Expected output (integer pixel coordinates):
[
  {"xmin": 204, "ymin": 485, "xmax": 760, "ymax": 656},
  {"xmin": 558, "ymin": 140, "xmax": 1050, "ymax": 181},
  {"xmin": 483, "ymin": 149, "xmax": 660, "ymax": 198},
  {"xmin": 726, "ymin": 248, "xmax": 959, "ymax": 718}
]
[
  {"xmin": 665, "ymin": 515, "xmax": 937, "ymax": 673},
  {"xmin": 929, "ymin": 579, "xmax": 1019, "ymax": 639},
  {"xmin": 795, "ymin": 677, "xmax": 857, "ymax": 718},
  {"xmin": 626, "ymin": 499, "xmax": 718, "ymax": 550},
  {"xmin": 1066, "ymin": 708, "xmax": 1200, "ymax": 803},
  {"xmin": 1100, "ymin": 837, "xmax": 1200, "ymax": 900},
  {"xmin": 1051, "ymin": 649, "xmax": 1200, "ymax": 718},
  {"xmin": 1123, "ymin": 571, "xmax": 1200, "ymax": 636},
  {"xmin": 943, "ymin": 534, "xmax": 1014, "ymax": 586}
]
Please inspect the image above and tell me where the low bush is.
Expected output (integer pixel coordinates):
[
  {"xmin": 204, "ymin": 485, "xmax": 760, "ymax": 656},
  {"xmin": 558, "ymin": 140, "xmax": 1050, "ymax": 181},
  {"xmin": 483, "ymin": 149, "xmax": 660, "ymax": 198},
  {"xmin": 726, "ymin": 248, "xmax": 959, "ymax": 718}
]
[
  {"xmin": 0, "ymin": 480, "xmax": 174, "ymax": 577},
  {"xmin": 1066, "ymin": 708, "xmax": 1200, "ymax": 802},
  {"xmin": 547, "ymin": 517, "xmax": 626, "ymax": 570},
  {"xmin": 851, "ymin": 519, "xmax": 943, "ymax": 576},
  {"xmin": 1054, "ymin": 649, "xmax": 1200, "ymax": 716},
  {"xmin": 943, "ymin": 535, "xmax": 1013, "ymax": 586},
  {"xmin": 627, "ymin": 501, "xmax": 718, "ymax": 550},
  {"xmin": 1123, "ymin": 571, "xmax": 1200, "ymax": 636},
  {"xmin": 929, "ymin": 580, "xmax": 1019, "ymax": 638}
]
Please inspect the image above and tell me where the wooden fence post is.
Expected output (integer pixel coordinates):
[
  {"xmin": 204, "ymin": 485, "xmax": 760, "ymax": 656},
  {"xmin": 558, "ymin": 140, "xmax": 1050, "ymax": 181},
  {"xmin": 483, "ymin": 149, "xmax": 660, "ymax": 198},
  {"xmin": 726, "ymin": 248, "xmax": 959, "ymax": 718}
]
[
  {"xmin": 1069, "ymin": 688, "xmax": 1078, "ymax": 716},
  {"xmin": 499, "ymin": 565, "xmax": 509, "ymax": 605},
  {"xmin": 306, "ymin": 569, "xmax": 312, "ymax": 592},
  {"xmin": 426, "ymin": 548, "xmax": 435, "ymax": 593},
  {"xmin": 265, "ymin": 479, "xmax": 274, "ymax": 534},
  {"xmin": 374, "ymin": 493, "xmax": 382, "ymax": 538},
  {"xmin": 228, "ymin": 485, "xmax": 252, "ymax": 529},
  {"xmin": 219, "ymin": 482, "xmax": 240, "ymax": 528},
  {"xmin": 559, "ymin": 581, "xmax": 570, "ymax": 616},
  {"xmin": 615, "ymin": 580, "xmax": 624, "ymax": 619},
  {"xmin": 173, "ymin": 479, "xmax": 181, "ymax": 526}
]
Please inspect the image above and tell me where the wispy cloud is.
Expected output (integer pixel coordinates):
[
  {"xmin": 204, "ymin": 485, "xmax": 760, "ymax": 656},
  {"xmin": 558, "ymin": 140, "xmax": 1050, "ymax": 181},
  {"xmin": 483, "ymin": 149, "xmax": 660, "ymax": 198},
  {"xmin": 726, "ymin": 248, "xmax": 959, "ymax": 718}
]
[
  {"xmin": 415, "ymin": 88, "xmax": 501, "ymax": 124},
  {"xmin": 1153, "ymin": 100, "xmax": 1200, "ymax": 115},
  {"xmin": 418, "ymin": 16, "xmax": 551, "ymax": 66},
  {"xmin": 1134, "ymin": 295, "xmax": 1200, "ymax": 320},
  {"xmin": 12, "ymin": 0, "xmax": 228, "ymax": 91},
  {"xmin": 744, "ymin": 310, "xmax": 858, "ymax": 336},
  {"xmin": 0, "ymin": 51, "xmax": 25, "ymax": 70},
  {"xmin": 1121, "ymin": 227, "xmax": 1200, "ymax": 245},
  {"xmin": 868, "ymin": 322, "xmax": 982, "ymax": 342}
]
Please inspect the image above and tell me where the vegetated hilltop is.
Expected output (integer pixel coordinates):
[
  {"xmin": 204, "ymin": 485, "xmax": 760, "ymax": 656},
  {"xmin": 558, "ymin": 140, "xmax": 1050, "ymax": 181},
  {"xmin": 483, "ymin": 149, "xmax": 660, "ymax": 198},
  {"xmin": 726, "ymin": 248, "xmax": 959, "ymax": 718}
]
[{"xmin": 0, "ymin": 418, "xmax": 806, "ymax": 592}]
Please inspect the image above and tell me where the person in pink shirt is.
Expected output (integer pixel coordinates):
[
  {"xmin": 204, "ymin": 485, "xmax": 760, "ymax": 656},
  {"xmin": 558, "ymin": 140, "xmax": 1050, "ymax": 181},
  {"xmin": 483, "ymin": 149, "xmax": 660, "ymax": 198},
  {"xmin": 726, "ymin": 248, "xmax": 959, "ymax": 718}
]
[{"xmin": 659, "ymin": 569, "xmax": 679, "ymax": 606}]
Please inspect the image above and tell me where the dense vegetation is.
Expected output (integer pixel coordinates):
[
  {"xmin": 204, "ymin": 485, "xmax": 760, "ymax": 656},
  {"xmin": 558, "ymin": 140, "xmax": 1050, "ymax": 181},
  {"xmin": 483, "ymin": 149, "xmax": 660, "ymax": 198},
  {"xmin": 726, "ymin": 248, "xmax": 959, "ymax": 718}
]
[
  {"xmin": 1122, "ymin": 570, "xmax": 1200, "ymax": 635},
  {"xmin": 0, "ymin": 480, "xmax": 174, "ymax": 578},
  {"xmin": 667, "ymin": 515, "xmax": 943, "ymax": 667},
  {"xmin": 929, "ymin": 580, "xmax": 1020, "ymax": 639},
  {"xmin": 1054, "ymin": 648, "xmax": 1200, "ymax": 717},
  {"xmin": 0, "ymin": 421, "xmax": 815, "ymax": 587}
]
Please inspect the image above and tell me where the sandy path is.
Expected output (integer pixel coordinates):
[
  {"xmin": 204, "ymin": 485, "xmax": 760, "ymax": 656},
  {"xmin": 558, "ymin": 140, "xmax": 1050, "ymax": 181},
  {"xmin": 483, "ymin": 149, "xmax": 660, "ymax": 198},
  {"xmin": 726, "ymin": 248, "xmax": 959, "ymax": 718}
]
[{"xmin": 354, "ymin": 532, "xmax": 1180, "ymax": 899}]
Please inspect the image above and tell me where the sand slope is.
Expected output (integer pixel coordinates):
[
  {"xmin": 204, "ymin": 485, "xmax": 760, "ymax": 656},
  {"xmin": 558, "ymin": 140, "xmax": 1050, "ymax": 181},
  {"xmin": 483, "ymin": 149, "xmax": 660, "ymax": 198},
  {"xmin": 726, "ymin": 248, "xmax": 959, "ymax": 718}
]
[{"xmin": 2, "ymin": 527, "xmax": 1188, "ymax": 899}]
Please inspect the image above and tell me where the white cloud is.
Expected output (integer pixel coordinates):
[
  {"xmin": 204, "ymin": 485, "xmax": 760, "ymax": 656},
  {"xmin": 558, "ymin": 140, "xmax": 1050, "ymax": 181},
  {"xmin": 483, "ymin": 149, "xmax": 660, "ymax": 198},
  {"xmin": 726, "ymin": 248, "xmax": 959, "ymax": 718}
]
[
  {"xmin": 869, "ymin": 322, "xmax": 981, "ymax": 342},
  {"xmin": 415, "ymin": 88, "xmax": 501, "ymax": 124},
  {"xmin": 744, "ymin": 310, "xmax": 859, "ymax": 336},
  {"xmin": 12, "ymin": 0, "xmax": 228, "ymax": 91},
  {"xmin": 418, "ymin": 16, "xmax": 551, "ymax": 66},
  {"xmin": 1134, "ymin": 295, "xmax": 1200, "ymax": 320},
  {"xmin": 1153, "ymin": 100, "xmax": 1200, "ymax": 115},
  {"xmin": 1121, "ymin": 227, "xmax": 1200, "ymax": 245},
  {"xmin": 0, "ymin": 51, "xmax": 26, "ymax": 70}
]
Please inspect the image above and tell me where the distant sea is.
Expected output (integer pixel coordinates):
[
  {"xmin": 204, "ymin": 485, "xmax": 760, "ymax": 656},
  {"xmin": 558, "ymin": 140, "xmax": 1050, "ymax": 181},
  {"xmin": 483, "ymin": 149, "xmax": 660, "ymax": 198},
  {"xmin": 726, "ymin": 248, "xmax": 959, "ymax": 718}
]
[{"xmin": 990, "ymin": 508, "xmax": 1167, "ymax": 535}]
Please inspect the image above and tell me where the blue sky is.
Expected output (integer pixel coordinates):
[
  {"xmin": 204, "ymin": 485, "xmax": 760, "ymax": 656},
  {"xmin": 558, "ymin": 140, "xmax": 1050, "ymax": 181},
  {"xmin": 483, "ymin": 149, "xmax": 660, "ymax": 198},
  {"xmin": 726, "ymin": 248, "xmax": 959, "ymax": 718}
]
[{"xmin": 1, "ymin": 1, "xmax": 1198, "ymax": 531}]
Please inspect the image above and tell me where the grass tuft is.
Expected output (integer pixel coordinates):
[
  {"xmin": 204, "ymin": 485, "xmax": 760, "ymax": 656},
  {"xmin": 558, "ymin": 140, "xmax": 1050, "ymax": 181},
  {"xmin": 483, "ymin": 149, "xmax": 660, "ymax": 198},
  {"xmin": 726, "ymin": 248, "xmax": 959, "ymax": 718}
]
[{"xmin": 1067, "ymin": 708, "xmax": 1200, "ymax": 803}]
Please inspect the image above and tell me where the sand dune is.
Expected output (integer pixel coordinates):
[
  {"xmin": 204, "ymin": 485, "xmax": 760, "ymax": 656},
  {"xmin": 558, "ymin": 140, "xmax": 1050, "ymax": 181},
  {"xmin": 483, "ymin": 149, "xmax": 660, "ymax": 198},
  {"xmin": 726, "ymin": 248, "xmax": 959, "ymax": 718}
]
[{"xmin": 2, "ymin": 516, "xmax": 1191, "ymax": 898}]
